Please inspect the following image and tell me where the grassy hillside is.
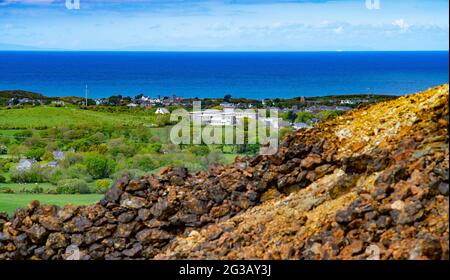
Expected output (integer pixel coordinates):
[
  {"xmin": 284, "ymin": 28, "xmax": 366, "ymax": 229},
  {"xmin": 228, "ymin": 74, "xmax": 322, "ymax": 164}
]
[
  {"xmin": 0, "ymin": 106, "xmax": 157, "ymax": 129},
  {"xmin": 0, "ymin": 90, "xmax": 46, "ymax": 100},
  {"xmin": 0, "ymin": 105, "xmax": 241, "ymax": 215}
]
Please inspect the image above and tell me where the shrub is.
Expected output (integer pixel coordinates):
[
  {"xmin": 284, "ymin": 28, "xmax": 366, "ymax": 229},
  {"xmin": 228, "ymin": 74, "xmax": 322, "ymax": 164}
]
[
  {"xmin": 42, "ymin": 151, "xmax": 54, "ymax": 161},
  {"xmin": 107, "ymin": 138, "xmax": 135, "ymax": 157},
  {"xmin": 60, "ymin": 152, "xmax": 84, "ymax": 168},
  {"xmin": 45, "ymin": 189, "xmax": 58, "ymax": 195},
  {"xmin": 318, "ymin": 110, "xmax": 340, "ymax": 121},
  {"xmin": 46, "ymin": 164, "xmax": 92, "ymax": 185},
  {"xmin": 187, "ymin": 145, "xmax": 210, "ymax": 156},
  {"xmin": 96, "ymin": 144, "xmax": 109, "ymax": 154},
  {"xmin": 56, "ymin": 179, "xmax": 90, "ymax": 194},
  {"xmin": 147, "ymin": 143, "xmax": 162, "ymax": 153},
  {"xmin": 24, "ymin": 148, "xmax": 45, "ymax": 160},
  {"xmin": 47, "ymin": 167, "xmax": 63, "ymax": 185},
  {"xmin": 0, "ymin": 174, "xmax": 6, "ymax": 183},
  {"xmin": 14, "ymin": 130, "xmax": 33, "ymax": 142},
  {"xmin": 129, "ymin": 155, "xmax": 160, "ymax": 171},
  {"xmin": 95, "ymin": 179, "xmax": 111, "ymax": 194},
  {"xmin": 0, "ymin": 145, "xmax": 7, "ymax": 155},
  {"xmin": 0, "ymin": 136, "xmax": 11, "ymax": 145},
  {"xmin": 24, "ymin": 136, "xmax": 46, "ymax": 149},
  {"xmin": 3, "ymin": 162, "xmax": 14, "ymax": 173},
  {"xmin": 30, "ymin": 185, "xmax": 44, "ymax": 194},
  {"xmin": 280, "ymin": 127, "xmax": 294, "ymax": 139},
  {"xmin": 295, "ymin": 112, "xmax": 316, "ymax": 125},
  {"xmin": 10, "ymin": 167, "xmax": 45, "ymax": 183},
  {"xmin": 84, "ymin": 153, "xmax": 116, "ymax": 179},
  {"xmin": 154, "ymin": 114, "xmax": 171, "ymax": 127},
  {"xmin": 0, "ymin": 187, "xmax": 14, "ymax": 194}
]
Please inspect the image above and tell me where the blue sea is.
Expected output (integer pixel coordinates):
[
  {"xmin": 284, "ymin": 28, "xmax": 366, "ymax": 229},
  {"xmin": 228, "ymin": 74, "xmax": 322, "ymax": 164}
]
[{"xmin": 0, "ymin": 51, "xmax": 448, "ymax": 99}]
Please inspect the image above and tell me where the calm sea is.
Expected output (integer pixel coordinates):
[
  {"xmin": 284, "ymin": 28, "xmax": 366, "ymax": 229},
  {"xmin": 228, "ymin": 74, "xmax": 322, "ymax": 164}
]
[{"xmin": 0, "ymin": 51, "xmax": 448, "ymax": 99}]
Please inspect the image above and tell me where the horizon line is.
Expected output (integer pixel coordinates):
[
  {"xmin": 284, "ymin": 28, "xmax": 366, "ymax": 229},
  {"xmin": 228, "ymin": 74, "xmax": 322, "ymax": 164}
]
[{"xmin": 0, "ymin": 50, "xmax": 449, "ymax": 53}]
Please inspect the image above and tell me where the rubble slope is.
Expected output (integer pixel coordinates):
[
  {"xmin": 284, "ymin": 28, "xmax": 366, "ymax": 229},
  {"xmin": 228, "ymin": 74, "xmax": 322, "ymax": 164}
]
[{"xmin": 0, "ymin": 85, "xmax": 448, "ymax": 260}]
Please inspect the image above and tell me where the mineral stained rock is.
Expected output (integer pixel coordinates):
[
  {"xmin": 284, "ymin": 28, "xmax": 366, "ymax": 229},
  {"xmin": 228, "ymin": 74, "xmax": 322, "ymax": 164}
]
[{"xmin": 0, "ymin": 85, "xmax": 448, "ymax": 260}]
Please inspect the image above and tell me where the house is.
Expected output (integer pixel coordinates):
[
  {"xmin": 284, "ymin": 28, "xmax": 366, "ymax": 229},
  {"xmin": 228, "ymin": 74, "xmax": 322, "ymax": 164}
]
[
  {"xmin": 335, "ymin": 106, "xmax": 352, "ymax": 111},
  {"xmin": 293, "ymin": 122, "xmax": 312, "ymax": 130},
  {"xmin": 162, "ymin": 96, "xmax": 172, "ymax": 106},
  {"xmin": 127, "ymin": 103, "xmax": 139, "ymax": 108},
  {"xmin": 340, "ymin": 100, "xmax": 355, "ymax": 105},
  {"xmin": 51, "ymin": 100, "xmax": 65, "ymax": 106},
  {"xmin": 18, "ymin": 98, "xmax": 30, "ymax": 104},
  {"xmin": 220, "ymin": 102, "xmax": 235, "ymax": 109},
  {"xmin": 52, "ymin": 151, "xmax": 65, "ymax": 161},
  {"xmin": 172, "ymin": 94, "xmax": 183, "ymax": 104},
  {"xmin": 95, "ymin": 98, "xmax": 109, "ymax": 105},
  {"xmin": 262, "ymin": 99, "xmax": 271, "ymax": 106},
  {"xmin": 16, "ymin": 159, "xmax": 37, "ymax": 171},
  {"xmin": 39, "ymin": 161, "xmax": 58, "ymax": 169},
  {"xmin": 155, "ymin": 108, "xmax": 170, "ymax": 114},
  {"xmin": 47, "ymin": 161, "xmax": 58, "ymax": 168}
]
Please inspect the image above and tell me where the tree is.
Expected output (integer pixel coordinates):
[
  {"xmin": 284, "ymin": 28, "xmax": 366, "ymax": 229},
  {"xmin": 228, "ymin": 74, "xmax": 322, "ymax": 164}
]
[
  {"xmin": 129, "ymin": 155, "xmax": 160, "ymax": 171},
  {"xmin": 0, "ymin": 145, "xmax": 7, "ymax": 155},
  {"xmin": 56, "ymin": 179, "xmax": 90, "ymax": 194},
  {"xmin": 280, "ymin": 127, "xmax": 294, "ymax": 139},
  {"xmin": 121, "ymin": 96, "xmax": 132, "ymax": 104},
  {"xmin": 287, "ymin": 111, "xmax": 297, "ymax": 123},
  {"xmin": 84, "ymin": 153, "xmax": 116, "ymax": 179},
  {"xmin": 155, "ymin": 114, "xmax": 171, "ymax": 127},
  {"xmin": 318, "ymin": 110, "xmax": 339, "ymax": 121},
  {"xmin": 8, "ymin": 144, "xmax": 26, "ymax": 160},
  {"xmin": 212, "ymin": 105, "xmax": 224, "ymax": 110},
  {"xmin": 14, "ymin": 130, "xmax": 33, "ymax": 143},
  {"xmin": 188, "ymin": 145, "xmax": 210, "ymax": 156},
  {"xmin": 295, "ymin": 112, "xmax": 316, "ymax": 124},
  {"xmin": 281, "ymin": 111, "xmax": 297, "ymax": 123},
  {"xmin": 224, "ymin": 94, "xmax": 232, "ymax": 102},
  {"xmin": 95, "ymin": 179, "xmax": 112, "ymax": 194},
  {"xmin": 108, "ymin": 95, "xmax": 121, "ymax": 106},
  {"xmin": 24, "ymin": 148, "xmax": 45, "ymax": 160}
]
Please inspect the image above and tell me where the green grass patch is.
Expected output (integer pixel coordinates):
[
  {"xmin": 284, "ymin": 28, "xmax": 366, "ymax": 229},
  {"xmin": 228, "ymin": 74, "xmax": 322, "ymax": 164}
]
[
  {"xmin": 0, "ymin": 106, "xmax": 156, "ymax": 129},
  {"xmin": 222, "ymin": 153, "xmax": 239, "ymax": 164},
  {"xmin": 148, "ymin": 126, "xmax": 172, "ymax": 144},
  {"xmin": 0, "ymin": 193, "xmax": 102, "ymax": 216},
  {"xmin": 1, "ymin": 182, "xmax": 55, "ymax": 192},
  {"xmin": 0, "ymin": 129, "xmax": 24, "ymax": 136}
]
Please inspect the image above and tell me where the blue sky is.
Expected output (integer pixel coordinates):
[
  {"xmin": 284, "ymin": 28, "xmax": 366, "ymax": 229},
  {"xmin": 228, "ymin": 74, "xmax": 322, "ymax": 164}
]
[{"xmin": 0, "ymin": 0, "xmax": 448, "ymax": 51}]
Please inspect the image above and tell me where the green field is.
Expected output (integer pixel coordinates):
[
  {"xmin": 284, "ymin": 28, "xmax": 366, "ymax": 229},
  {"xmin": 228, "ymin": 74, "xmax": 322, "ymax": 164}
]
[
  {"xmin": 0, "ymin": 106, "xmax": 156, "ymax": 129},
  {"xmin": 0, "ymin": 105, "xmax": 250, "ymax": 216},
  {"xmin": 0, "ymin": 182, "xmax": 97, "ymax": 192},
  {"xmin": 0, "ymin": 194, "xmax": 102, "ymax": 216},
  {"xmin": 0, "ymin": 182, "xmax": 102, "ymax": 215},
  {"xmin": 2, "ymin": 182, "xmax": 55, "ymax": 191}
]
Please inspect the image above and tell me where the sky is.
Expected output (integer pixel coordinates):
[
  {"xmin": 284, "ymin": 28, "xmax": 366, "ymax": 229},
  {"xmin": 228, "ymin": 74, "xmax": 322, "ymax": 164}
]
[{"xmin": 0, "ymin": 0, "xmax": 448, "ymax": 51}]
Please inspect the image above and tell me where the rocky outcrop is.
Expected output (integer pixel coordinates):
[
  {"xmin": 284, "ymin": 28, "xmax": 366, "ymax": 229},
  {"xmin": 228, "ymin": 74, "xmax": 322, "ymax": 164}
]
[{"xmin": 0, "ymin": 85, "xmax": 448, "ymax": 260}]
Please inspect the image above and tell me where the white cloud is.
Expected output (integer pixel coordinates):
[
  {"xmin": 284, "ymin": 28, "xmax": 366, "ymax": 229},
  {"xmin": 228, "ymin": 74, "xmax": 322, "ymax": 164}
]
[
  {"xmin": 393, "ymin": 19, "xmax": 410, "ymax": 32},
  {"xmin": 333, "ymin": 26, "xmax": 344, "ymax": 34}
]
